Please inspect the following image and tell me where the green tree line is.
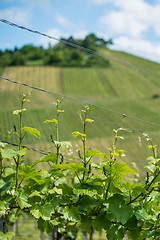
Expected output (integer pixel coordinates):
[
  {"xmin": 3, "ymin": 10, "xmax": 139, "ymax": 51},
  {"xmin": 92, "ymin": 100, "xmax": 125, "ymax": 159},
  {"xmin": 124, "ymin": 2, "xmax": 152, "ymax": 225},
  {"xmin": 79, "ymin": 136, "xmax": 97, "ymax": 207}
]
[{"xmin": 0, "ymin": 34, "xmax": 113, "ymax": 67}]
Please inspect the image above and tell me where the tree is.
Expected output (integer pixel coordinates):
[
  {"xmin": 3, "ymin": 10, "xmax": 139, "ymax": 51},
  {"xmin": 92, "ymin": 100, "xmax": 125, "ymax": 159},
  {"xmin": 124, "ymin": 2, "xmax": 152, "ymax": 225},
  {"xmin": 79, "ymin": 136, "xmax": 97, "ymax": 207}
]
[
  {"xmin": 83, "ymin": 33, "xmax": 98, "ymax": 49},
  {"xmin": 44, "ymin": 51, "xmax": 63, "ymax": 65}
]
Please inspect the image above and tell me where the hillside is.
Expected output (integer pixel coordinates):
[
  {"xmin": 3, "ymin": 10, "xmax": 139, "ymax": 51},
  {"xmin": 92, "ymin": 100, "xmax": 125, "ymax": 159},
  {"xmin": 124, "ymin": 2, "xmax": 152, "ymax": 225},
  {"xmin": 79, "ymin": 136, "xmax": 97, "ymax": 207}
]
[{"xmin": 1, "ymin": 47, "xmax": 160, "ymax": 173}]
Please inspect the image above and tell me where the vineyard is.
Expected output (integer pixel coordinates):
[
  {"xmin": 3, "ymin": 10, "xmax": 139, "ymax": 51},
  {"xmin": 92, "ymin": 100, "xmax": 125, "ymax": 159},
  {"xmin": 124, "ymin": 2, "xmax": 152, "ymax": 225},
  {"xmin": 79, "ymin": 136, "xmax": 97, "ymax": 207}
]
[
  {"xmin": 0, "ymin": 47, "xmax": 160, "ymax": 239},
  {"xmin": 1, "ymin": 48, "xmax": 160, "ymax": 172}
]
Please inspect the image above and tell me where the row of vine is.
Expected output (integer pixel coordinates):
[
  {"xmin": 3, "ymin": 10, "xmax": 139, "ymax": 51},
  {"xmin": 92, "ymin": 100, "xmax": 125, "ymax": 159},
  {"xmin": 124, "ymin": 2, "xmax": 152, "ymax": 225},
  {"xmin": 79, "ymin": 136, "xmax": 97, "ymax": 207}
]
[{"xmin": 0, "ymin": 92, "xmax": 160, "ymax": 239}]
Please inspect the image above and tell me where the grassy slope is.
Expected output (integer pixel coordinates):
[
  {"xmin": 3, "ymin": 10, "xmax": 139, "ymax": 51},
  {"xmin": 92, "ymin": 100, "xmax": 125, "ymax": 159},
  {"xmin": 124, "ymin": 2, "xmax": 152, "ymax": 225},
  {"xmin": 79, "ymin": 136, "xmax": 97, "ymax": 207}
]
[{"xmin": 1, "ymin": 48, "xmax": 160, "ymax": 172}]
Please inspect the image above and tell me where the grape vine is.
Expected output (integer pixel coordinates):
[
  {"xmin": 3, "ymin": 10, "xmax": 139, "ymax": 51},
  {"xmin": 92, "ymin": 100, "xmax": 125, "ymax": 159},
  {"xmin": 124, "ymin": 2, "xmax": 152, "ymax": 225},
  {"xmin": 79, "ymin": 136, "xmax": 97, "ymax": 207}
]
[{"xmin": 0, "ymin": 93, "xmax": 160, "ymax": 240}]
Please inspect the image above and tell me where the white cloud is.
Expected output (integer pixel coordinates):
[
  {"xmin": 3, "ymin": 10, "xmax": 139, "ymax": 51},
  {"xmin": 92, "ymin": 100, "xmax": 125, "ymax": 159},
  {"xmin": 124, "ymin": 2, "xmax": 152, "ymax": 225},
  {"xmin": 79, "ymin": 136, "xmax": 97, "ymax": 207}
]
[
  {"xmin": 54, "ymin": 14, "xmax": 88, "ymax": 40},
  {"xmin": 56, "ymin": 14, "xmax": 73, "ymax": 27},
  {"xmin": 100, "ymin": 10, "xmax": 148, "ymax": 38},
  {"xmin": 39, "ymin": 28, "xmax": 88, "ymax": 48},
  {"xmin": 55, "ymin": 14, "xmax": 86, "ymax": 35},
  {"xmin": 99, "ymin": 0, "xmax": 160, "ymax": 38},
  {"xmin": 39, "ymin": 28, "xmax": 70, "ymax": 48},
  {"xmin": 0, "ymin": 7, "xmax": 32, "ymax": 25},
  {"xmin": 151, "ymin": 7, "xmax": 160, "ymax": 36},
  {"xmin": 73, "ymin": 30, "xmax": 88, "ymax": 39},
  {"xmin": 110, "ymin": 36, "xmax": 160, "ymax": 63},
  {"xmin": 97, "ymin": 0, "xmax": 160, "ymax": 63}
]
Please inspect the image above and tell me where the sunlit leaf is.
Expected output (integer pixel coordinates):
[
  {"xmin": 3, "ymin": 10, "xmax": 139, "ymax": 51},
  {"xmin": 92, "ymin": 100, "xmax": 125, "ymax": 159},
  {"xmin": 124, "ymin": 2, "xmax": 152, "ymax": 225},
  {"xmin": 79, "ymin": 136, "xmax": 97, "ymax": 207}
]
[
  {"xmin": 51, "ymin": 163, "xmax": 86, "ymax": 172},
  {"xmin": 44, "ymin": 118, "xmax": 58, "ymax": 124},
  {"xmin": 62, "ymin": 206, "xmax": 80, "ymax": 222},
  {"xmin": 17, "ymin": 191, "xmax": 31, "ymax": 209},
  {"xmin": 0, "ymin": 142, "xmax": 7, "ymax": 149},
  {"xmin": 39, "ymin": 204, "xmax": 53, "ymax": 221},
  {"xmin": 85, "ymin": 118, "xmax": 94, "ymax": 123},
  {"xmin": 32, "ymin": 152, "xmax": 57, "ymax": 167},
  {"xmin": 1, "ymin": 149, "xmax": 17, "ymax": 159},
  {"xmin": 0, "ymin": 232, "xmax": 15, "ymax": 240},
  {"xmin": 22, "ymin": 126, "xmax": 41, "ymax": 138},
  {"xmin": 54, "ymin": 141, "xmax": 72, "ymax": 150},
  {"xmin": 57, "ymin": 110, "xmax": 64, "ymax": 113},
  {"xmin": 72, "ymin": 131, "xmax": 86, "ymax": 138},
  {"xmin": 112, "ymin": 162, "xmax": 136, "ymax": 175},
  {"xmin": 16, "ymin": 148, "xmax": 26, "ymax": 157},
  {"xmin": 85, "ymin": 149, "xmax": 108, "ymax": 159}
]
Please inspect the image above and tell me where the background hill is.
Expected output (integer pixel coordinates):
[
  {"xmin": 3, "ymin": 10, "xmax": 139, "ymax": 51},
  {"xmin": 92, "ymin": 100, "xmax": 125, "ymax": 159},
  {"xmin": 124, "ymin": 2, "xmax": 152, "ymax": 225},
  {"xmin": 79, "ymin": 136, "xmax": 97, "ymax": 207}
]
[{"xmin": 1, "ymin": 40, "xmax": 160, "ymax": 174}]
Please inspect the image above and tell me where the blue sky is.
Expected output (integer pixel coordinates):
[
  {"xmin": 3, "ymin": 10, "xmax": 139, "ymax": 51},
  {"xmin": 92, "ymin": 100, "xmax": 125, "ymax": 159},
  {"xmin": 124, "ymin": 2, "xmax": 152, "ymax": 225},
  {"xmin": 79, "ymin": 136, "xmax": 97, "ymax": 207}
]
[{"xmin": 0, "ymin": 0, "xmax": 160, "ymax": 63}]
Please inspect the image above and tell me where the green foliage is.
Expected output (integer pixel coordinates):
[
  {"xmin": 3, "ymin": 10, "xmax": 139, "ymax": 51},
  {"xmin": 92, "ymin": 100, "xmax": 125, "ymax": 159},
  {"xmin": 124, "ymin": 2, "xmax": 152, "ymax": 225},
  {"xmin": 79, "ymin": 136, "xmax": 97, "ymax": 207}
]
[
  {"xmin": 44, "ymin": 118, "xmax": 58, "ymax": 125},
  {"xmin": 107, "ymin": 194, "xmax": 133, "ymax": 224},
  {"xmin": 0, "ymin": 34, "xmax": 111, "ymax": 67},
  {"xmin": 31, "ymin": 152, "xmax": 57, "ymax": 166},
  {"xmin": 0, "ymin": 94, "xmax": 160, "ymax": 240},
  {"xmin": 0, "ymin": 232, "xmax": 15, "ymax": 240},
  {"xmin": 1, "ymin": 148, "xmax": 26, "ymax": 159},
  {"xmin": 22, "ymin": 126, "xmax": 41, "ymax": 138}
]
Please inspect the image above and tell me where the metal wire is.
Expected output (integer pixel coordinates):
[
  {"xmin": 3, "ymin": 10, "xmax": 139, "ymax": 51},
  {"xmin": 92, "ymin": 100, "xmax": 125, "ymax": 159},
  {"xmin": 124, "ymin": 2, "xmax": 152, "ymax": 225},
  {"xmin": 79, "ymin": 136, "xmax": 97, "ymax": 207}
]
[
  {"xmin": 0, "ymin": 140, "xmax": 79, "ymax": 163},
  {"xmin": 0, "ymin": 140, "xmax": 51, "ymax": 155},
  {"xmin": 1, "ymin": 75, "xmax": 160, "ymax": 128},
  {"xmin": 1, "ymin": 18, "xmax": 160, "ymax": 78}
]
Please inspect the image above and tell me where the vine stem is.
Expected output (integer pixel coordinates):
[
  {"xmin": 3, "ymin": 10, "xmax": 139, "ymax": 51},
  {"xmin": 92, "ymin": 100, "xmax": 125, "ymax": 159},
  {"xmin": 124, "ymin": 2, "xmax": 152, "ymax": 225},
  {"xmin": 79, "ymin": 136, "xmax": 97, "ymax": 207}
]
[
  {"xmin": 55, "ymin": 100, "xmax": 61, "ymax": 164},
  {"xmin": 15, "ymin": 101, "xmax": 23, "ymax": 190},
  {"xmin": 82, "ymin": 119, "xmax": 87, "ymax": 181},
  {"xmin": 0, "ymin": 153, "xmax": 2, "ymax": 176},
  {"xmin": 128, "ymin": 170, "xmax": 160, "ymax": 205}
]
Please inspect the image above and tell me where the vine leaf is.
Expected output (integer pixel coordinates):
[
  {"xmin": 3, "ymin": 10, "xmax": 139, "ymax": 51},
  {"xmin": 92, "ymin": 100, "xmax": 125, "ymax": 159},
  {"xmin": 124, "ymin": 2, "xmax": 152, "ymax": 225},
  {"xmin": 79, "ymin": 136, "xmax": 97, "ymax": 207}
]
[
  {"xmin": 1, "ymin": 148, "xmax": 26, "ymax": 160},
  {"xmin": 106, "ymin": 225, "xmax": 125, "ymax": 240},
  {"xmin": 72, "ymin": 131, "xmax": 86, "ymax": 138},
  {"xmin": 37, "ymin": 218, "xmax": 55, "ymax": 233},
  {"xmin": 1, "ymin": 149, "xmax": 17, "ymax": 159},
  {"xmin": 78, "ymin": 195, "xmax": 96, "ymax": 210},
  {"xmin": 17, "ymin": 191, "xmax": 31, "ymax": 209},
  {"xmin": 85, "ymin": 118, "xmax": 94, "ymax": 123},
  {"xmin": 93, "ymin": 211, "xmax": 111, "ymax": 231},
  {"xmin": 112, "ymin": 162, "xmax": 136, "ymax": 175},
  {"xmin": 39, "ymin": 204, "xmax": 53, "ymax": 221},
  {"xmin": 80, "ymin": 215, "xmax": 92, "ymax": 233},
  {"xmin": 32, "ymin": 152, "xmax": 57, "ymax": 167},
  {"xmin": 85, "ymin": 149, "xmax": 108, "ymax": 159},
  {"xmin": 73, "ymin": 182, "xmax": 103, "ymax": 196},
  {"xmin": 0, "ymin": 200, "xmax": 6, "ymax": 215},
  {"xmin": 58, "ymin": 183, "xmax": 73, "ymax": 195},
  {"xmin": 22, "ymin": 126, "xmax": 41, "ymax": 138},
  {"xmin": 44, "ymin": 118, "xmax": 58, "ymax": 125},
  {"xmin": 135, "ymin": 207, "xmax": 152, "ymax": 220},
  {"xmin": 107, "ymin": 194, "xmax": 133, "ymax": 224},
  {"xmin": 154, "ymin": 173, "xmax": 160, "ymax": 183},
  {"xmin": 0, "ymin": 142, "xmax": 8, "ymax": 148},
  {"xmin": 127, "ymin": 227, "xmax": 141, "ymax": 240},
  {"xmin": 19, "ymin": 164, "xmax": 49, "ymax": 184},
  {"xmin": 30, "ymin": 204, "xmax": 41, "ymax": 219},
  {"xmin": 0, "ymin": 232, "xmax": 15, "ymax": 240},
  {"xmin": 54, "ymin": 141, "xmax": 72, "ymax": 150},
  {"xmin": 30, "ymin": 204, "xmax": 53, "ymax": 221},
  {"xmin": 62, "ymin": 206, "xmax": 81, "ymax": 222},
  {"xmin": 51, "ymin": 163, "xmax": 87, "ymax": 172}
]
